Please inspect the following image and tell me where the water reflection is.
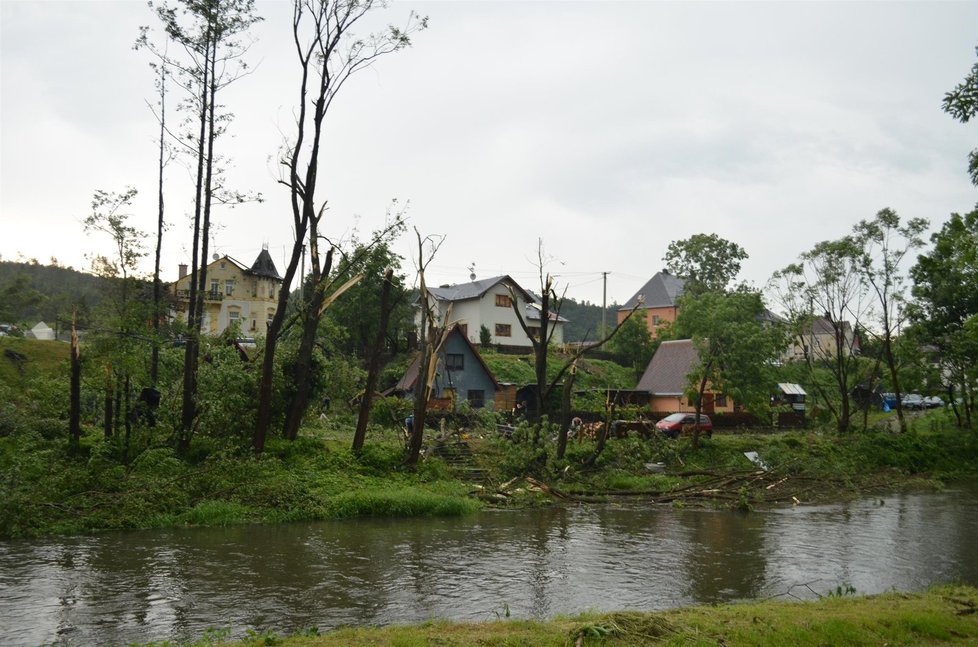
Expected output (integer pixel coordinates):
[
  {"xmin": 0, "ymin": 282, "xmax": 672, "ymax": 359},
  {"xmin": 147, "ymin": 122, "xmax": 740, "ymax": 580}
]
[{"xmin": 1, "ymin": 486, "xmax": 976, "ymax": 646}]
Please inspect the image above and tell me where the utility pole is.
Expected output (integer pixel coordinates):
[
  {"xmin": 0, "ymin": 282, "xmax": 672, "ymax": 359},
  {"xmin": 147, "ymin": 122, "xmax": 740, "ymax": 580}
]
[{"xmin": 601, "ymin": 271, "xmax": 609, "ymax": 338}]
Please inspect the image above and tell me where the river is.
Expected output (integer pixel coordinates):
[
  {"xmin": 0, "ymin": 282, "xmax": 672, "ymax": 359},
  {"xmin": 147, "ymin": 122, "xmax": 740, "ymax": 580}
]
[{"xmin": 2, "ymin": 484, "xmax": 976, "ymax": 646}]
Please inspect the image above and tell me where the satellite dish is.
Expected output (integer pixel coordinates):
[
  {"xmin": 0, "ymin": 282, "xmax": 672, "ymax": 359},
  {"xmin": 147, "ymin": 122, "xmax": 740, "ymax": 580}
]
[
  {"xmin": 468, "ymin": 263, "xmax": 476, "ymax": 281},
  {"xmin": 212, "ymin": 253, "xmax": 220, "ymax": 261}
]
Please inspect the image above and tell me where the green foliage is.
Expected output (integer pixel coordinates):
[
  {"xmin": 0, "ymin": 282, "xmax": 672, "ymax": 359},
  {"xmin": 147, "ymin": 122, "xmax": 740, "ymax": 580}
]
[
  {"xmin": 664, "ymin": 233, "xmax": 748, "ymax": 295},
  {"xmin": 320, "ymin": 221, "xmax": 412, "ymax": 358},
  {"xmin": 676, "ymin": 289, "xmax": 786, "ymax": 417},
  {"xmin": 610, "ymin": 310, "xmax": 654, "ymax": 377},
  {"xmin": 942, "ymin": 47, "xmax": 978, "ymax": 185},
  {"xmin": 479, "ymin": 324, "xmax": 492, "ymax": 347}
]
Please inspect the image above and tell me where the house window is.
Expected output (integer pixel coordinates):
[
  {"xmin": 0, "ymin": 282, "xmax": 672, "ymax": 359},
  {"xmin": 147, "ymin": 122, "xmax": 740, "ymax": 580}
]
[
  {"xmin": 210, "ymin": 279, "xmax": 219, "ymax": 296},
  {"xmin": 528, "ymin": 326, "xmax": 540, "ymax": 338},
  {"xmin": 495, "ymin": 323, "xmax": 511, "ymax": 337},
  {"xmin": 446, "ymin": 353, "xmax": 464, "ymax": 371},
  {"xmin": 228, "ymin": 310, "xmax": 240, "ymax": 328},
  {"xmin": 225, "ymin": 280, "xmax": 233, "ymax": 296},
  {"xmin": 495, "ymin": 294, "xmax": 512, "ymax": 308},
  {"xmin": 652, "ymin": 315, "xmax": 661, "ymax": 325},
  {"xmin": 251, "ymin": 319, "xmax": 257, "ymax": 331},
  {"xmin": 468, "ymin": 389, "xmax": 486, "ymax": 408},
  {"xmin": 716, "ymin": 395, "xmax": 728, "ymax": 407}
]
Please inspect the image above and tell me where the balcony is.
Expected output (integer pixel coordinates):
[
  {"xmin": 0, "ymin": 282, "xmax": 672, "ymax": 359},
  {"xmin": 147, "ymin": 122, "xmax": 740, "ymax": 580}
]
[{"xmin": 175, "ymin": 289, "xmax": 224, "ymax": 302}]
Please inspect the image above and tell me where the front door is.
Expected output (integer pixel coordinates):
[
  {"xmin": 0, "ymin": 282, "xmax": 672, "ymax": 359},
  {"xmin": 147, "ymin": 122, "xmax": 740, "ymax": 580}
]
[{"xmin": 702, "ymin": 393, "xmax": 715, "ymax": 415}]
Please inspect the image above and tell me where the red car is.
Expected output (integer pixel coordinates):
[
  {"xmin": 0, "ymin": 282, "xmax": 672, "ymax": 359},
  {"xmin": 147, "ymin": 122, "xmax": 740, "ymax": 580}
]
[{"xmin": 655, "ymin": 413, "xmax": 713, "ymax": 439}]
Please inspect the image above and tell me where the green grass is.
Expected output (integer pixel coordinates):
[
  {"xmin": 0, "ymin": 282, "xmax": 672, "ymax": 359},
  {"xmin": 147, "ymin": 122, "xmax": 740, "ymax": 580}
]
[
  {"xmin": 0, "ymin": 337, "xmax": 69, "ymax": 399},
  {"xmin": 134, "ymin": 585, "xmax": 978, "ymax": 646}
]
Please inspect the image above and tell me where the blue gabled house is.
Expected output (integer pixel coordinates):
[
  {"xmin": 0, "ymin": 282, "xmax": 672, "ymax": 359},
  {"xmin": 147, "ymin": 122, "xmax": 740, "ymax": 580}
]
[{"xmin": 391, "ymin": 324, "xmax": 501, "ymax": 410}]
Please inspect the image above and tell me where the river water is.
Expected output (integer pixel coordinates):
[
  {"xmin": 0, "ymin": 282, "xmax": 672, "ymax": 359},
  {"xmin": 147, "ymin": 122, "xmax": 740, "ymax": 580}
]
[{"xmin": 2, "ymin": 484, "xmax": 977, "ymax": 646}]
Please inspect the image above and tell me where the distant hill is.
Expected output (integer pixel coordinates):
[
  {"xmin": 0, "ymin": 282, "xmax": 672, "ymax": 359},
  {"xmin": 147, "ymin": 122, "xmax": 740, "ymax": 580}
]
[
  {"xmin": 557, "ymin": 297, "xmax": 621, "ymax": 343},
  {"xmin": 0, "ymin": 261, "xmax": 108, "ymax": 331}
]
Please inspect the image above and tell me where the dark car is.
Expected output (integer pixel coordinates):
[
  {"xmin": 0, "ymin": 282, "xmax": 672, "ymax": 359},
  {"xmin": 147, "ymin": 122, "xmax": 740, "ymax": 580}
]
[{"xmin": 655, "ymin": 413, "xmax": 713, "ymax": 439}]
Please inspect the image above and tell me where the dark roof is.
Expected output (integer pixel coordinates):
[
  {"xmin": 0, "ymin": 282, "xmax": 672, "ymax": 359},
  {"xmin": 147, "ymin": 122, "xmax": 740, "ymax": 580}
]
[
  {"xmin": 428, "ymin": 275, "xmax": 534, "ymax": 304},
  {"xmin": 249, "ymin": 248, "xmax": 282, "ymax": 281},
  {"xmin": 620, "ymin": 271, "xmax": 686, "ymax": 310},
  {"xmin": 806, "ymin": 316, "xmax": 853, "ymax": 336},
  {"xmin": 635, "ymin": 339, "xmax": 698, "ymax": 395},
  {"xmin": 392, "ymin": 325, "xmax": 500, "ymax": 393},
  {"xmin": 524, "ymin": 302, "xmax": 569, "ymax": 323}
]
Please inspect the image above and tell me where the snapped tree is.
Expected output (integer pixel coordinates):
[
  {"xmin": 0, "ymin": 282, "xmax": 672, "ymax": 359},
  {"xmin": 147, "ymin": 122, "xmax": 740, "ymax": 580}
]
[{"xmin": 253, "ymin": 0, "xmax": 424, "ymax": 453}]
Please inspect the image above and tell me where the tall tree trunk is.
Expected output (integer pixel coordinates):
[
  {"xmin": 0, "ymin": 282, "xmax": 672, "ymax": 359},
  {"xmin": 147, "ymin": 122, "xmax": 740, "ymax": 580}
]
[
  {"xmin": 883, "ymin": 333, "xmax": 907, "ymax": 433},
  {"xmin": 555, "ymin": 362, "xmax": 577, "ymax": 460},
  {"xmin": 283, "ymin": 249, "xmax": 333, "ymax": 441},
  {"xmin": 151, "ymin": 63, "xmax": 166, "ymax": 386},
  {"xmin": 353, "ymin": 269, "xmax": 394, "ymax": 452},
  {"xmin": 69, "ymin": 317, "xmax": 81, "ymax": 449},
  {"xmin": 103, "ymin": 365, "xmax": 114, "ymax": 439},
  {"xmin": 179, "ymin": 25, "xmax": 213, "ymax": 452}
]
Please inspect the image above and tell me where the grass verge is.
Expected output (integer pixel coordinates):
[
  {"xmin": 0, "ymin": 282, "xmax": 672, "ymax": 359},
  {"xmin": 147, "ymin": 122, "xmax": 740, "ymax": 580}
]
[{"xmin": 136, "ymin": 584, "xmax": 978, "ymax": 646}]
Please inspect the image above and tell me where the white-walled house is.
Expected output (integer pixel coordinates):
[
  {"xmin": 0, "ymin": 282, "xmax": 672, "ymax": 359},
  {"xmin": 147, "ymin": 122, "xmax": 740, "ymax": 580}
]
[{"xmin": 418, "ymin": 275, "xmax": 566, "ymax": 349}]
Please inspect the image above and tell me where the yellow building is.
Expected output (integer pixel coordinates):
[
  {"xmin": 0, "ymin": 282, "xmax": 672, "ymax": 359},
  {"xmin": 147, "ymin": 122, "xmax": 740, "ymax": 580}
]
[{"xmin": 171, "ymin": 248, "xmax": 283, "ymax": 336}]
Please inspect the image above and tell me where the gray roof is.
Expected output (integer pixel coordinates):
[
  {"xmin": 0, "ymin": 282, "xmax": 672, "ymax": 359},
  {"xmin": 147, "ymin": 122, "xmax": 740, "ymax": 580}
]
[
  {"xmin": 635, "ymin": 339, "xmax": 698, "ymax": 395},
  {"xmin": 248, "ymin": 248, "xmax": 282, "ymax": 281},
  {"xmin": 620, "ymin": 271, "xmax": 686, "ymax": 310},
  {"xmin": 428, "ymin": 275, "xmax": 534, "ymax": 303},
  {"xmin": 524, "ymin": 302, "xmax": 569, "ymax": 323}
]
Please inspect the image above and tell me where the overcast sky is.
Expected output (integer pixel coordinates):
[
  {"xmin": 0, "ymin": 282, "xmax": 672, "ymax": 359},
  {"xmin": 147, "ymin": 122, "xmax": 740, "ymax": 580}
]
[{"xmin": 2, "ymin": 0, "xmax": 976, "ymax": 307}]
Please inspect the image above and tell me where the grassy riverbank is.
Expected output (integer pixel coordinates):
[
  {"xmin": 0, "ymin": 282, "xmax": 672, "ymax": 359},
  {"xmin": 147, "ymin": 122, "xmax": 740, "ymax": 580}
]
[
  {"xmin": 2, "ymin": 410, "xmax": 976, "ymax": 538},
  {"xmin": 2, "ymin": 337, "xmax": 977, "ymax": 537},
  {"xmin": 145, "ymin": 585, "xmax": 978, "ymax": 646}
]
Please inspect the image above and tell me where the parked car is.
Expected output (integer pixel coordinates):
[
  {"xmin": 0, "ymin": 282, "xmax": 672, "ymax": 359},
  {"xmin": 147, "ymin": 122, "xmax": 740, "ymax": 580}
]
[
  {"xmin": 923, "ymin": 395, "xmax": 945, "ymax": 408},
  {"xmin": 902, "ymin": 393, "xmax": 926, "ymax": 410},
  {"xmin": 655, "ymin": 413, "xmax": 713, "ymax": 439}
]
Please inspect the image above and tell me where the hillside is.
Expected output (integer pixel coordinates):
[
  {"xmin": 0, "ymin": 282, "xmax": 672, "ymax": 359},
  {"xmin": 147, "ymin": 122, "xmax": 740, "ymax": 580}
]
[
  {"xmin": 0, "ymin": 261, "xmax": 108, "ymax": 329},
  {"xmin": 480, "ymin": 348, "xmax": 636, "ymax": 390}
]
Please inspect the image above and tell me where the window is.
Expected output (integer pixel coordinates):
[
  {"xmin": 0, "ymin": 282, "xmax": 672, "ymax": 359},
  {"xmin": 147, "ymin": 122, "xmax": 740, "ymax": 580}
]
[
  {"xmin": 652, "ymin": 315, "xmax": 661, "ymax": 325},
  {"xmin": 251, "ymin": 319, "xmax": 257, "ymax": 331},
  {"xmin": 446, "ymin": 353, "xmax": 464, "ymax": 371},
  {"xmin": 228, "ymin": 310, "xmax": 240, "ymax": 328},
  {"xmin": 495, "ymin": 323, "xmax": 511, "ymax": 337},
  {"xmin": 467, "ymin": 390, "xmax": 486, "ymax": 408},
  {"xmin": 210, "ymin": 279, "xmax": 219, "ymax": 295},
  {"xmin": 715, "ymin": 395, "xmax": 728, "ymax": 407},
  {"xmin": 528, "ymin": 326, "xmax": 540, "ymax": 338},
  {"xmin": 225, "ymin": 280, "xmax": 233, "ymax": 296},
  {"xmin": 495, "ymin": 294, "xmax": 512, "ymax": 308}
]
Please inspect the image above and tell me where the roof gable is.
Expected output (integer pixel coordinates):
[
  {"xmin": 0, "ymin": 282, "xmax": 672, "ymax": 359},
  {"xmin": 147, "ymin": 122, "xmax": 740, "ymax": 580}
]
[
  {"xmin": 393, "ymin": 325, "xmax": 500, "ymax": 392},
  {"xmin": 636, "ymin": 339, "xmax": 698, "ymax": 394},
  {"xmin": 427, "ymin": 275, "xmax": 534, "ymax": 304}
]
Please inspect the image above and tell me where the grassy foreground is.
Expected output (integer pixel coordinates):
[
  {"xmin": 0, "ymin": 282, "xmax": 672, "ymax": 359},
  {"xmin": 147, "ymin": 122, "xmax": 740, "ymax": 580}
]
[{"xmin": 147, "ymin": 585, "xmax": 978, "ymax": 646}]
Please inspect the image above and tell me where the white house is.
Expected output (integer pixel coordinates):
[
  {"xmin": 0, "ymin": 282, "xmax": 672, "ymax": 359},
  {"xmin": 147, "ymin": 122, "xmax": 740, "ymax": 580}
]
[
  {"xmin": 418, "ymin": 275, "xmax": 566, "ymax": 349},
  {"xmin": 27, "ymin": 321, "xmax": 56, "ymax": 341}
]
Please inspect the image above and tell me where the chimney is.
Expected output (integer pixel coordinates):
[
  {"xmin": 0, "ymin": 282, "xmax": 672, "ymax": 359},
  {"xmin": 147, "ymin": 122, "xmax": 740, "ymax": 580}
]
[{"xmin": 178, "ymin": 263, "xmax": 188, "ymax": 279}]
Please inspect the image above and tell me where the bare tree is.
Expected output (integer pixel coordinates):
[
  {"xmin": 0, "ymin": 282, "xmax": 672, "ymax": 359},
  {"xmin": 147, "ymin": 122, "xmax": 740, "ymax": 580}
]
[
  {"xmin": 507, "ymin": 240, "xmax": 638, "ymax": 456},
  {"xmin": 353, "ymin": 267, "xmax": 394, "ymax": 452},
  {"xmin": 253, "ymin": 0, "xmax": 425, "ymax": 453},
  {"xmin": 770, "ymin": 238, "xmax": 869, "ymax": 433},
  {"xmin": 406, "ymin": 230, "xmax": 451, "ymax": 467},
  {"xmin": 852, "ymin": 208, "xmax": 928, "ymax": 434}
]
